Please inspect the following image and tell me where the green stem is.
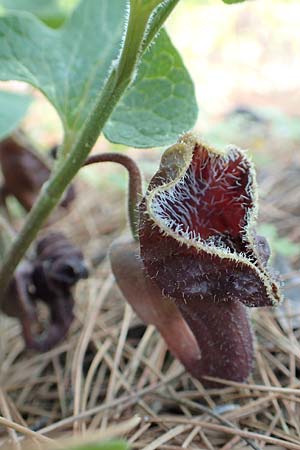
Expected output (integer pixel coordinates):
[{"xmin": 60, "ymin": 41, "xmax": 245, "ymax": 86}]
[
  {"xmin": 142, "ymin": 0, "xmax": 180, "ymax": 52},
  {"xmin": 84, "ymin": 153, "xmax": 143, "ymax": 240}
]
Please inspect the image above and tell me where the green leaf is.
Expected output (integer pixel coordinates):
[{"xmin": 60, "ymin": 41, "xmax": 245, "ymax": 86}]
[
  {"xmin": 65, "ymin": 440, "xmax": 129, "ymax": 450},
  {"xmin": 222, "ymin": 0, "xmax": 246, "ymax": 3},
  {"xmin": 274, "ymin": 238, "xmax": 300, "ymax": 258},
  {"xmin": 104, "ymin": 30, "xmax": 197, "ymax": 148},
  {"xmin": 0, "ymin": 0, "xmax": 78, "ymax": 28},
  {"xmin": 0, "ymin": 0, "xmax": 197, "ymax": 149},
  {"xmin": 0, "ymin": 90, "xmax": 32, "ymax": 140}
]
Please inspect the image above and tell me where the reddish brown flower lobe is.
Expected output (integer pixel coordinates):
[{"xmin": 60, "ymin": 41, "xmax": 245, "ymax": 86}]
[{"xmin": 139, "ymin": 133, "xmax": 282, "ymax": 308}]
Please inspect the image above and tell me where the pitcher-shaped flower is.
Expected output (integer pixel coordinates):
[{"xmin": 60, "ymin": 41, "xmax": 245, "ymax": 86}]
[{"xmin": 137, "ymin": 133, "xmax": 282, "ymax": 383}]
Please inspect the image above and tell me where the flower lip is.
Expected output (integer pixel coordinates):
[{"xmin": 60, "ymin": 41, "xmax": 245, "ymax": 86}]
[
  {"xmin": 139, "ymin": 133, "xmax": 283, "ymax": 307},
  {"xmin": 150, "ymin": 141, "xmax": 254, "ymax": 250}
]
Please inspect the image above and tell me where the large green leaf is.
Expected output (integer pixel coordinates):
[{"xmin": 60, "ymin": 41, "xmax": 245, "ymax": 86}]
[
  {"xmin": 0, "ymin": 90, "xmax": 32, "ymax": 140},
  {"xmin": 0, "ymin": 0, "xmax": 78, "ymax": 28},
  {"xmin": 105, "ymin": 30, "xmax": 197, "ymax": 148},
  {"xmin": 0, "ymin": 0, "xmax": 197, "ymax": 148},
  {"xmin": 222, "ymin": 0, "xmax": 247, "ymax": 4}
]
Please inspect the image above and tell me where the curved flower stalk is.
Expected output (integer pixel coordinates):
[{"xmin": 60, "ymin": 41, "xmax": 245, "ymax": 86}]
[
  {"xmin": 84, "ymin": 153, "xmax": 142, "ymax": 240},
  {"xmin": 136, "ymin": 132, "xmax": 283, "ymax": 383}
]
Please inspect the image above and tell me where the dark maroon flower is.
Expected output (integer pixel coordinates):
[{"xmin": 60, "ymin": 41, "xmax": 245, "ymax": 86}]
[
  {"xmin": 1, "ymin": 232, "xmax": 88, "ymax": 352},
  {"xmin": 0, "ymin": 135, "xmax": 75, "ymax": 213},
  {"xmin": 136, "ymin": 133, "xmax": 283, "ymax": 384}
]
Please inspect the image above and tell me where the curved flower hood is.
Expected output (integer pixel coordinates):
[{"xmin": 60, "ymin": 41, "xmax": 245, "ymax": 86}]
[{"xmin": 139, "ymin": 133, "xmax": 282, "ymax": 308}]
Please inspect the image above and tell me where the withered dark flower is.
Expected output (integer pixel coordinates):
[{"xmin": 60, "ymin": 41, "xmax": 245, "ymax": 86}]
[
  {"xmin": 136, "ymin": 133, "xmax": 283, "ymax": 383},
  {"xmin": 1, "ymin": 232, "xmax": 88, "ymax": 351},
  {"xmin": 0, "ymin": 134, "xmax": 75, "ymax": 213}
]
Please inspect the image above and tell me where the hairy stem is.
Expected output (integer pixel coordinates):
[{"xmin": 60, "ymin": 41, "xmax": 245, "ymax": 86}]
[
  {"xmin": 84, "ymin": 153, "xmax": 143, "ymax": 240},
  {"xmin": 0, "ymin": 1, "xmax": 180, "ymax": 297},
  {"xmin": 142, "ymin": 0, "xmax": 180, "ymax": 52}
]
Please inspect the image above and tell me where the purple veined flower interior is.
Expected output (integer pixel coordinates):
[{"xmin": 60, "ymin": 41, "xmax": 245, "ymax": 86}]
[
  {"xmin": 152, "ymin": 143, "xmax": 252, "ymax": 248},
  {"xmin": 139, "ymin": 133, "xmax": 283, "ymax": 307}
]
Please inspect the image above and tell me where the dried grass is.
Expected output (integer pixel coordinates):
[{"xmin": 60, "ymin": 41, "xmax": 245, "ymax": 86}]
[{"xmin": 1, "ymin": 148, "xmax": 300, "ymax": 450}]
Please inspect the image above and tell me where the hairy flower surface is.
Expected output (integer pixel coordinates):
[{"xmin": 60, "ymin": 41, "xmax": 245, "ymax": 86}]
[
  {"xmin": 136, "ymin": 133, "xmax": 283, "ymax": 383},
  {"xmin": 139, "ymin": 133, "xmax": 282, "ymax": 308}
]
